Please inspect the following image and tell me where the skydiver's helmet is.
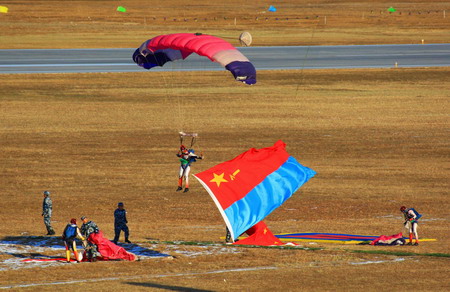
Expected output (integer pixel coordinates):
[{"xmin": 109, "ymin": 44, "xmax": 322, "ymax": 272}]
[
  {"xmin": 400, "ymin": 206, "xmax": 407, "ymax": 212},
  {"xmin": 188, "ymin": 149, "xmax": 195, "ymax": 154},
  {"xmin": 70, "ymin": 218, "xmax": 77, "ymax": 225},
  {"xmin": 43, "ymin": 190, "xmax": 50, "ymax": 196},
  {"xmin": 118, "ymin": 202, "xmax": 124, "ymax": 207},
  {"xmin": 180, "ymin": 145, "xmax": 188, "ymax": 155}
]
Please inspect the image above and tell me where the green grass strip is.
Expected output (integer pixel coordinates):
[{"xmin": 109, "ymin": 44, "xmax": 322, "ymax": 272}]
[{"xmin": 348, "ymin": 249, "xmax": 450, "ymax": 258}]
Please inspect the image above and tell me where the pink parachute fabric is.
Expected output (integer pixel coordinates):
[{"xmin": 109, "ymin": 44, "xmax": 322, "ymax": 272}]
[
  {"xmin": 133, "ymin": 33, "xmax": 256, "ymax": 85},
  {"xmin": 88, "ymin": 231, "xmax": 136, "ymax": 261},
  {"xmin": 370, "ymin": 233, "xmax": 405, "ymax": 246}
]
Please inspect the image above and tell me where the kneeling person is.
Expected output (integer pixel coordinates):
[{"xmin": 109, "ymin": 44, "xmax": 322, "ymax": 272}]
[{"xmin": 80, "ymin": 216, "xmax": 100, "ymax": 261}]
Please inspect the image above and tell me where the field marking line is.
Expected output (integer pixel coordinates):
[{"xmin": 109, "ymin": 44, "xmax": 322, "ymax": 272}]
[{"xmin": 0, "ymin": 266, "xmax": 277, "ymax": 289}]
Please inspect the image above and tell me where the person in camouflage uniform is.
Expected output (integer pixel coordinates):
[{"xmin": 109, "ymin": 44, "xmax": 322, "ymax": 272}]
[
  {"xmin": 113, "ymin": 202, "xmax": 131, "ymax": 244},
  {"xmin": 42, "ymin": 191, "xmax": 55, "ymax": 235},
  {"xmin": 80, "ymin": 216, "xmax": 100, "ymax": 261}
]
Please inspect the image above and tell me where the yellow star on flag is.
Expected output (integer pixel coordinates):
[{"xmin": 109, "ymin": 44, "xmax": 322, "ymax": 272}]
[{"xmin": 210, "ymin": 172, "xmax": 228, "ymax": 187}]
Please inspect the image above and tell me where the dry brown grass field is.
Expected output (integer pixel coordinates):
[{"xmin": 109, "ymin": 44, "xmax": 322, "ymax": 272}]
[
  {"xmin": 1, "ymin": 68, "xmax": 449, "ymax": 290},
  {"xmin": 0, "ymin": 0, "xmax": 450, "ymax": 291},
  {"xmin": 0, "ymin": 0, "xmax": 449, "ymax": 48}
]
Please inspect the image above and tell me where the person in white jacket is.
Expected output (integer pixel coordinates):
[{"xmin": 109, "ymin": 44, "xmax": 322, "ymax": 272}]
[{"xmin": 400, "ymin": 206, "xmax": 420, "ymax": 245}]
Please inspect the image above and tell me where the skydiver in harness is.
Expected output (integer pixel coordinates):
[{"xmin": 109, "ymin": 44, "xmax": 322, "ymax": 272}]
[
  {"xmin": 177, "ymin": 132, "xmax": 203, "ymax": 193},
  {"xmin": 400, "ymin": 206, "xmax": 421, "ymax": 246},
  {"xmin": 62, "ymin": 218, "xmax": 85, "ymax": 263}
]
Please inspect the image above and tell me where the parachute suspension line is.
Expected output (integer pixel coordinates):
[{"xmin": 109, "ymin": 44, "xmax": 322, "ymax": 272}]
[
  {"xmin": 172, "ymin": 52, "xmax": 191, "ymax": 134},
  {"xmin": 149, "ymin": 52, "xmax": 180, "ymax": 133},
  {"xmin": 208, "ymin": 32, "xmax": 252, "ymax": 47},
  {"xmin": 175, "ymin": 84, "xmax": 184, "ymax": 132},
  {"xmin": 163, "ymin": 52, "xmax": 184, "ymax": 133},
  {"xmin": 161, "ymin": 71, "xmax": 178, "ymax": 130},
  {"xmin": 133, "ymin": 33, "xmax": 257, "ymax": 146},
  {"xmin": 294, "ymin": 19, "xmax": 321, "ymax": 99}
]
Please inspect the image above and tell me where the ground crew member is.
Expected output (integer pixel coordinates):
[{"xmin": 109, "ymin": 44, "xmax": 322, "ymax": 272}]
[
  {"xmin": 400, "ymin": 206, "xmax": 420, "ymax": 245},
  {"xmin": 113, "ymin": 202, "xmax": 131, "ymax": 244},
  {"xmin": 42, "ymin": 190, "xmax": 55, "ymax": 235},
  {"xmin": 62, "ymin": 218, "xmax": 85, "ymax": 263},
  {"xmin": 80, "ymin": 216, "xmax": 100, "ymax": 261}
]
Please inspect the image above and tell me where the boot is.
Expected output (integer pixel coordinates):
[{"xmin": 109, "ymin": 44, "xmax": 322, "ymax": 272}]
[
  {"xmin": 176, "ymin": 186, "xmax": 183, "ymax": 191},
  {"xmin": 73, "ymin": 249, "xmax": 80, "ymax": 263},
  {"xmin": 125, "ymin": 238, "xmax": 131, "ymax": 243},
  {"xmin": 47, "ymin": 226, "xmax": 55, "ymax": 235},
  {"xmin": 183, "ymin": 188, "xmax": 189, "ymax": 193}
]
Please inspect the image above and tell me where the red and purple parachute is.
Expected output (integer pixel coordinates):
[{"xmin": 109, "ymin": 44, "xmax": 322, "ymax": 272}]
[{"xmin": 133, "ymin": 33, "xmax": 257, "ymax": 85}]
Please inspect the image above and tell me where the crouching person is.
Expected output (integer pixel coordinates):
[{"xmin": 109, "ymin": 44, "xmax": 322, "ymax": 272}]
[
  {"xmin": 62, "ymin": 218, "xmax": 85, "ymax": 263},
  {"xmin": 80, "ymin": 216, "xmax": 100, "ymax": 262}
]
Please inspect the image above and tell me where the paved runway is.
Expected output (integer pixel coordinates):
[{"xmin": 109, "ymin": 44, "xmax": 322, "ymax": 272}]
[{"xmin": 0, "ymin": 44, "xmax": 449, "ymax": 74}]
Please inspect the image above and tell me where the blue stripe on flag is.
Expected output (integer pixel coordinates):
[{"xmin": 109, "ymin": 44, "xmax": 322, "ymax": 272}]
[{"xmin": 224, "ymin": 156, "xmax": 316, "ymax": 240}]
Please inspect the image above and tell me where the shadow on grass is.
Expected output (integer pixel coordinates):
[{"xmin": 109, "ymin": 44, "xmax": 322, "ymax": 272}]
[
  {"xmin": 1, "ymin": 236, "xmax": 64, "ymax": 247},
  {"xmin": 125, "ymin": 282, "xmax": 214, "ymax": 292},
  {"xmin": 0, "ymin": 236, "xmax": 171, "ymax": 258}
]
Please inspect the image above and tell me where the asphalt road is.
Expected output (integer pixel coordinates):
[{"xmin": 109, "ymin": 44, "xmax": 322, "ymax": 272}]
[{"xmin": 0, "ymin": 44, "xmax": 449, "ymax": 74}]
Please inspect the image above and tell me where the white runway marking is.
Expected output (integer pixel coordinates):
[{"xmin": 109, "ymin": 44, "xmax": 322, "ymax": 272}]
[{"xmin": 0, "ymin": 266, "xmax": 277, "ymax": 289}]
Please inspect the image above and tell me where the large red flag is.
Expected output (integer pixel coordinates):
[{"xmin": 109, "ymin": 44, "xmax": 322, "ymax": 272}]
[{"xmin": 194, "ymin": 140, "xmax": 316, "ymax": 242}]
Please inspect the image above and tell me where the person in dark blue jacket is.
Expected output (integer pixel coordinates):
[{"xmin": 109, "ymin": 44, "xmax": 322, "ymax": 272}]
[{"xmin": 113, "ymin": 202, "xmax": 130, "ymax": 244}]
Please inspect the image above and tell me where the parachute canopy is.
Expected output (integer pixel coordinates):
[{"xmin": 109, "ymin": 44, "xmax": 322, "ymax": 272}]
[{"xmin": 133, "ymin": 33, "xmax": 257, "ymax": 85}]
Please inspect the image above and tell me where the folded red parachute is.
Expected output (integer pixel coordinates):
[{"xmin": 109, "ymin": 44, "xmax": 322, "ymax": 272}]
[
  {"xmin": 88, "ymin": 231, "xmax": 136, "ymax": 261},
  {"xmin": 370, "ymin": 233, "xmax": 405, "ymax": 246}
]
